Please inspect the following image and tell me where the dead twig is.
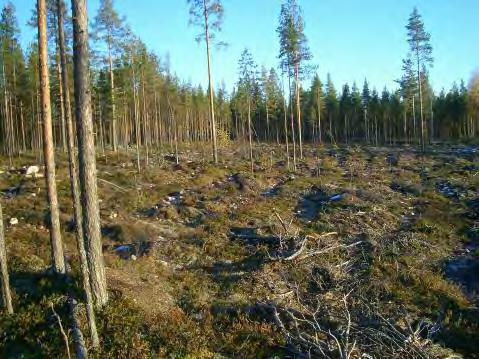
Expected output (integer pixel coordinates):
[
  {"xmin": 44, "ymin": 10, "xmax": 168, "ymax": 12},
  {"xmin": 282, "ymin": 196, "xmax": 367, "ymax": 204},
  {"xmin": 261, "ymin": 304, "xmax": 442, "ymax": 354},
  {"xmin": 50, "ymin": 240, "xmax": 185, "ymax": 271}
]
[
  {"xmin": 298, "ymin": 240, "xmax": 362, "ymax": 261},
  {"xmin": 98, "ymin": 177, "xmax": 129, "ymax": 193},
  {"xmin": 51, "ymin": 303, "xmax": 71, "ymax": 359}
]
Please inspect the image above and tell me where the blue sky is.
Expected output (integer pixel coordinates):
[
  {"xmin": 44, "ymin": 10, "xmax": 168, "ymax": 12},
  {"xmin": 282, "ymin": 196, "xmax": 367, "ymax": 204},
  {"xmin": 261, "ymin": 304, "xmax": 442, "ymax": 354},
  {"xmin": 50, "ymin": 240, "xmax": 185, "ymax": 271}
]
[{"xmin": 5, "ymin": 0, "xmax": 478, "ymax": 93}]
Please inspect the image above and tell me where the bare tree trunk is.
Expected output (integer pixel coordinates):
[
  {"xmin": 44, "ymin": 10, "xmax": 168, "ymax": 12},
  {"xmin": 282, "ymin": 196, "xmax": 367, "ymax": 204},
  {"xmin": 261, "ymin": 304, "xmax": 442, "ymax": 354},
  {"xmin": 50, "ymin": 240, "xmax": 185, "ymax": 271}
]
[
  {"xmin": 203, "ymin": 0, "xmax": 218, "ymax": 164},
  {"xmin": 20, "ymin": 101, "xmax": 26, "ymax": 152},
  {"xmin": 58, "ymin": 0, "xmax": 99, "ymax": 346},
  {"xmin": 108, "ymin": 41, "xmax": 117, "ymax": 152},
  {"xmin": 412, "ymin": 96, "xmax": 417, "ymax": 144},
  {"xmin": 294, "ymin": 63, "xmax": 303, "ymax": 159},
  {"xmin": 72, "ymin": 0, "xmax": 108, "ymax": 307},
  {"xmin": 283, "ymin": 94, "xmax": 290, "ymax": 170},
  {"xmin": 132, "ymin": 63, "xmax": 141, "ymax": 173},
  {"xmin": 57, "ymin": 56, "xmax": 67, "ymax": 153},
  {"xmin": 416, "ymin": 51, "xmax": 425, "ymax": 153},
  {"xmin": 248, "ymin": 98, "xmax": 253, "ymax": 174},
  {"xmin": 317, "ymin": 88, "xmax": 322, "ymax": 145},
  {"xmin": 38, "ymin": 0, "xmax": 65, "ymax": 274},
  {"xmin": 288, "ymin": 73, "xmax": 296, "ymax": 171},
  {"xmin": 265, "ymin": 97, "xmax": 270, "ymax": 141},
  {"xmin": 0, "ymin": 202, "xmax": 13, "ymax": 314}
]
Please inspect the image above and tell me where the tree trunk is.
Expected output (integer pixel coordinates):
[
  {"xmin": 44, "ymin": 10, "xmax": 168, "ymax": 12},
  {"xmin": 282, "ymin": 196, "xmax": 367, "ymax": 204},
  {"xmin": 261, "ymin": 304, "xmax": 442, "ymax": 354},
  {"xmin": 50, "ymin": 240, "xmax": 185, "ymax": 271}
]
[
  {"xmin": 417, "ymin": 53, "xmax": 425, "ymax": 153},
  {"xmin": 412, "ymin": 96, "xmax": 416, "ymax": 142},
  {"xmin": 132, "ymin": 63, "xmax": 141, "ymax": 173},
  {"xmin": 108, "ymin": 41, "xmax": 117, "ymax": 152},
  {"xmin": 57, "ymin": 0, "xmax": 99, "ymax": 346},
  {"xmin": 203, "ymin": 0, "xmax": 218, "ymax": 164},
  {"xmin": 38, "ymin": 0, "xmax": 65, "ymax": 274},
  {"xmin": 248, "ymin": 97, "xmax": 253, "ymax": 174},
  {"xmin": 282, "ymin": 93, "xmax": 290, "ymax": 170},
  {"xmin": 288, "ymin": 71, "xmax": 296, "ymax": 171},
  {"xmin": 0, "ymin": 202, "xmax": 13, "ymax": 314},
  {"xmin": 317, "ymin": 88, "xmax": 322, "ymax": 144},
  {"xmin": 72, "ymin": 0, "xmax": 108, "ymax": 307},
  {"xmin": 57, "ymin": 56, "xmax": 67, "ymax": 153},
  {"xmin": 294, "ymin": 63, "xmax": 303, "ymax": 159}
]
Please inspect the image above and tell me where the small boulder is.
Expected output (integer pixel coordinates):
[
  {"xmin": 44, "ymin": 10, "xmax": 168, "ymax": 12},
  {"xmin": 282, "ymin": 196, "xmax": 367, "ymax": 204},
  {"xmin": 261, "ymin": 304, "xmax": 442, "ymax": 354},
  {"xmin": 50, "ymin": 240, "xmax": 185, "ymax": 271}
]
[
  {"xmin": 9, "ymin": 217, "xmax": 19, "ymax": 226},
  {"xmin": 25, "ymin": 165, "xmax": 41, "ymax": 178}
]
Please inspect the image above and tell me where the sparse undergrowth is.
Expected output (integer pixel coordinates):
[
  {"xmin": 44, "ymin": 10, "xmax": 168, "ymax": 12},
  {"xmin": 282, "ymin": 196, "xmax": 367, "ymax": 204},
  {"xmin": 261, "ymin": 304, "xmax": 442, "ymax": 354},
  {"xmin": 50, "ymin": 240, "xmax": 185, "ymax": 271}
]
[{"xmin": 1, "ymin": 144, "xmax": 478, "ymax": 358}]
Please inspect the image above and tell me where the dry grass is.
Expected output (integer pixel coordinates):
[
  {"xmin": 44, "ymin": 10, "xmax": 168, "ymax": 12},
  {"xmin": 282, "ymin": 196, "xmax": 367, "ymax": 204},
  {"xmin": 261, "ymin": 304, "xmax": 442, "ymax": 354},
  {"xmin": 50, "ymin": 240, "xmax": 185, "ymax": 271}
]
[{"xmin": 0, "ymin": 144, "xmax": 478, "ymax": 358}]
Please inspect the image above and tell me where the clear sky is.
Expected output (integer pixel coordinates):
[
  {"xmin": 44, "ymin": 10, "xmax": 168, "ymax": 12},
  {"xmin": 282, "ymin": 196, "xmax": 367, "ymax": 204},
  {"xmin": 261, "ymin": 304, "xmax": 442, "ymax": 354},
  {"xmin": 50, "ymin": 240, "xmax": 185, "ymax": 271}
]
[{"xmin": 5, "ymin": 0, "xmax": 479, "ymax": 93}]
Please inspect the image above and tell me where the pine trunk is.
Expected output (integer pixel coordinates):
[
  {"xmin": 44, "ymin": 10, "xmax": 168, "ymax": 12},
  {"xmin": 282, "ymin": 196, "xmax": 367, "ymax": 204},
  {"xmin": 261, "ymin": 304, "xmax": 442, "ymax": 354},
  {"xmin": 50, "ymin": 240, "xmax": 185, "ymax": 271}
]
[
  {"xmin": 38, "ymin": 0, "xmax": 65, "ymax": 274},
  {"xmin": 203, "ymin": 0, "xmax": 218, "ymax": 164},
  {"xmin": 0, "ymin": 202, "xmax": 13, "ymax": 314},
  {"xmin": 57, "ymin": 0, "xmax": 99, "ymax": 345},
  {"xmin": 72, "ymin": 0, "xmax": 108, "ymax": 307},
  {"xmin": 108, "ymin": 42, "xmax": 117, "ymax": 152}
]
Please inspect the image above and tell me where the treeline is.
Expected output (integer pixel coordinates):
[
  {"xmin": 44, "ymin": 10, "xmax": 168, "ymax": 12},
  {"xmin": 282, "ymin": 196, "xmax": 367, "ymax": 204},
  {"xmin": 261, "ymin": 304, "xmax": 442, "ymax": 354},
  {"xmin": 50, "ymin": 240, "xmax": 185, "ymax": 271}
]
[
  {"xmin": 0, "ymin": 0, "xmax": 478, "ymax": 165},
  {"xmin": 232, "ymin": 69, "xmax": 475, "ymax": 146}
]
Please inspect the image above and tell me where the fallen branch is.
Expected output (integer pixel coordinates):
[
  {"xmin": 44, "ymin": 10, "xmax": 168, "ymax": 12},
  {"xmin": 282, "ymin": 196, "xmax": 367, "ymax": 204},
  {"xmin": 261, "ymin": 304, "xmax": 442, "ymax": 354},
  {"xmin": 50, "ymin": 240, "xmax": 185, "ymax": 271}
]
[
  {"xmin": 298, "ymin": 240, "xmax": 363, "ymax": 261},
  {"xmin": 274, "ymin": 211, "xmax": 289, "ymax": 234},
  {"xmin": 98, "ymin": 178, "xmax": 129, "ymax": 193},
  {"xmin": 51, "ymin": 303, "xmax": 71, "ymax": 359},
  {"xmin": 268, "ymin": 232, "xmax": 339, "ymax": 261}
]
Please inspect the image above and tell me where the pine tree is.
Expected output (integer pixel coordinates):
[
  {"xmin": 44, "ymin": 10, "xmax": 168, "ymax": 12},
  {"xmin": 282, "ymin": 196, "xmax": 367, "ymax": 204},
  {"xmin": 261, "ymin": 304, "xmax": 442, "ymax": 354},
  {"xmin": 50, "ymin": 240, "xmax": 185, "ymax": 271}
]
[
  {"xmin": 340, "ymin": 83, "xmax": 351, "ymax": 143},
  {"xmin": 470, "ymin": 72, "xmax": 479, "ymax": 135},
  {"xmin": 237, "ymin": 48, "xmax": 257, "ymax": 173},
  {"xmin": 277, "ymin": 0, "xmax": 312, "ymax": 160},
  {"xmin": 325, "ymin": 74, "xmax": 338, "ymax": 144},
  {"xmin": 309, "ymin": 74, "xmax": 324, "ymax": 144},
  {"xmin": 361, "ymin": 79, "xmax": 371, "ymax": 143},
  {"xmin": 398, "ymin": 57, "xmax": 418, "ymax": 143},
  {"xmin": 351, "ymin": 82, "xmax": 362, "ymax": 141},
  {"xmin": 406, "ymin": 7, "xmax": 433, "ymax": 152},
  {"xmin": 187, "ymin": 0, "xmax": 225, "ymax": 164},
  {"xmin": 92, "ymin": 0, "xmax": 126, "ymax": 153}
]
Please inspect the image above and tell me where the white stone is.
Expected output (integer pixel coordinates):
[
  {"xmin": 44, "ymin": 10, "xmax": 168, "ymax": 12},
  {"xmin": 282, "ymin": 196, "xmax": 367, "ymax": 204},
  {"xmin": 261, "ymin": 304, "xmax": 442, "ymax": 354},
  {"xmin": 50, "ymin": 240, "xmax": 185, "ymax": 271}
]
[
  {"xmin": 9, "ymin": 217, "xmax": 19, "ymax": 226},
  {"xmin": 25, "ymin": 166, "xmax": 40, "ymax": 178}
]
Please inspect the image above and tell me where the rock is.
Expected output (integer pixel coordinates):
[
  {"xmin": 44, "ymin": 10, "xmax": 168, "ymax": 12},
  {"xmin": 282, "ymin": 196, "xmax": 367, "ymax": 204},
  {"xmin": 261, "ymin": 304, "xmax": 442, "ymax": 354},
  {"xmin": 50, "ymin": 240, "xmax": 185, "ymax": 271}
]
[
  {"xmin": 386, "ymin": 153, "xmax": 399, "ymax": 166},
  {"xmin": 25, "ymin": 165, "xmax": 40, "ymax": 178},
  {"xmin": 329, "ymin": 194, "xmax": 345, "ymax": 202},
  {"xmin": 131, "ymin": 255, "xmax": 137, "ymax": 261},
  {"xmin": 4, "ymin": 186, "xmax": 21, "ymax": 199},
  {"xmin": 9, "ymin": 217, "xmax": 19, "ymax": 226},
  {"xmin": 109, "ymin": 212, "xmax": 118, "ymax": 219}
]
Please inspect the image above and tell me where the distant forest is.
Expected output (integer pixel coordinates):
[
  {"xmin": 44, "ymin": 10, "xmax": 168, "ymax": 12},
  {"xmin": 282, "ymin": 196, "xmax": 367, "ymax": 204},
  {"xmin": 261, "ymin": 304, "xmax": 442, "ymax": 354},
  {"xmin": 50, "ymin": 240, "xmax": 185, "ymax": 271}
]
[{"xmin": 0, "ymin": 0, "xmax": 478, "ymax": 164}]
